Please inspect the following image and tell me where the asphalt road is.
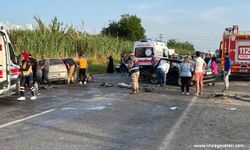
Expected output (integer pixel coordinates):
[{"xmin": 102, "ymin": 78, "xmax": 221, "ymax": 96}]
[{"xmin": 0, "ymin": 73, "xmax": 249, "ymax": 150}]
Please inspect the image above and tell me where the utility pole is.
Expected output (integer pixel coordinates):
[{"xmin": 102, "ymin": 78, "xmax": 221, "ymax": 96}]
[{"xmin": 159, "ymin": 34, "xmax": 163, "ymax": 41}]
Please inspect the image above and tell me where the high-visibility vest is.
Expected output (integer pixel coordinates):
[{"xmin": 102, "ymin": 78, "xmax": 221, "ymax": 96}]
[
  {"xmin": 79, "ymin": 57, "xmax": 87, "ymax": 69},
  {"xmin": 21, "ymin": 61, "xmax": 33, "ymax": 76}
]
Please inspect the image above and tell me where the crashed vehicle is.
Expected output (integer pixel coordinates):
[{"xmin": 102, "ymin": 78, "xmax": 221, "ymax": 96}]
[{"xmin": 155, "ymin": 58, "xmax": 216, "ymax": 86}]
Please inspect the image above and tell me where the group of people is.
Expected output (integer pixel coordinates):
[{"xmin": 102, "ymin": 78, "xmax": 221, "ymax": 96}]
[
  {"xmin": 17, "ymin": 52, "xmax": 51, "ymax": 100},
  {"xmin": 17, "ymin": 51, "xmax": 89, "ymax": 101},
  {"xmin": 176, "ymin": 51, "xmax": 231, "ymax": 96},
  {"xmin": 127, "ymin": 51, "xmax": 232, "ymax": 96}
]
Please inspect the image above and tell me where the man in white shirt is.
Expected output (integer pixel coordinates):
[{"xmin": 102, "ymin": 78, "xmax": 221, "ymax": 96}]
[
  {"xmin": 157, "ymin": 60, "xmax": 170, "ymax": 86},
  {"xmin": 194, "ymin": 51, "xmax": 206, "ymax": 96}
]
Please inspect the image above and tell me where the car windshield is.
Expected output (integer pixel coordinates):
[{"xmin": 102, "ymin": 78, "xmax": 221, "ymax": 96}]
[
  {"xmin": 49, "ymin": 59, "xmax": 63, "ymax": 65},
  {"xmin": 135, "ymin": 47, "xmax": 153, "ymax": 58}
]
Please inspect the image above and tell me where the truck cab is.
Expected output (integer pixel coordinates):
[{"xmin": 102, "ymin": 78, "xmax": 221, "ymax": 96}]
[
  {"xmin": 0, "ymin": 26, "xmax": 20, "ymax": 96},
  {"xmin": 220, "ymin": 25, "xmax": 250, "ymax": 78}
]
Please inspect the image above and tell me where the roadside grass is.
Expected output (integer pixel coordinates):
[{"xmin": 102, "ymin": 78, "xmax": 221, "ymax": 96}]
[
  {"xmin": 88, "ymin": 63, "xmax": 107, "ymax": 74},
  {"xmin": 87, "ymin": 58, "xmax": 119, "ymax": 74}
]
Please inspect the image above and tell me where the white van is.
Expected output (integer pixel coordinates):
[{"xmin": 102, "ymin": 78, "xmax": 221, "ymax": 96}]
[
  {"xmin": 132, "ymin": 39, "xmax": 170, "ymax": 82},
  {"xmin": 0, "ymin": 26, "xmax": 20, "ymax": 97},
  {"xmin": 133, "ymin": 39, "xmax": 169, "ymax": 66}
]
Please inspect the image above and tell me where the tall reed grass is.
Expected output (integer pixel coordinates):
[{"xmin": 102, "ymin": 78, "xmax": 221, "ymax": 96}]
[{"xmin": 8, "ymin": 17, "xmax": 133, "ymax": 66}]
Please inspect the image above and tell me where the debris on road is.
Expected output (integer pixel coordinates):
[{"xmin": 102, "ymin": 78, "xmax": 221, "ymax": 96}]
[
  {"xmin": 100, "ymin": 82, "xmax": 116, "ymax": 87},
  {"xmin": 169, "ymin": 107, "xmax": 179, "ymax": 110},
  {"xmin": 209, "ymin": 92, "xmax": 250, "ymax": 102},
  {"xmin": 117, "ymin": 83, "xmax": 131, "ymax": 89},
  {"xmin": 226, "ymin": 107, "xmax": 237, "ymax": 111}
]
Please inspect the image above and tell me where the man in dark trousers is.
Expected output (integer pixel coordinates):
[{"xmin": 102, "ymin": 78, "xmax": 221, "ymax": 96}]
[
  {"xmin": 17, "ymin": 51, "xmax": 36, "ymax": 100},
  {"xmin": 40, "ymin": 54, "xmax": 51, "ymax": 88},
  {"xmin": 29, "ymin": 54, "xmax": 37, "ymax": 85}
]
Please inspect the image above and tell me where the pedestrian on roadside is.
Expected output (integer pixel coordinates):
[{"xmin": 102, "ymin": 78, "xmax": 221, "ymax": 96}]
[
  {"xmin": 223, "ymin": 52, "xmax": 231, "ymax": 92},
  {"xmin": 180, "ymin": 56, "xmax": 193, "ymax": 95},
  {"xmin": 29, "ymin": 54, "xmax": 37, "ymax": 85},
  {"xmin": 78, "ymin": 53, "xmax": 88, "ymax": 85},
  {"xmin": 156, "ymin": 60, "xmax": 170, "ymax": 86},
  {"xmin": 17, "ymin": 51, "xmax": 36, "ymax": 101},
  {"xmin": 107, "ymin": 55, "xmax": 114, "ymax": 73},
  {"xmin": 194, "ymin": 51, "xmax": 206, "ymax": 96},
  {"xmin": 128, "ymin": 55, "xmax": 140, "ymax": 94},
  {"xmin": 63, "ymin": 58, "xmax": 76, "ymax": 84},
  {"xmin": 120, "ymin": 54, "xmax": 127, "ymax": 73},
  {"xmin": 40, "ymin": 54, "xmax": 52, "ymax": 88},
  {"xmin": 210, "ymin": 56, "xmax": 218, "ymax": 75}
]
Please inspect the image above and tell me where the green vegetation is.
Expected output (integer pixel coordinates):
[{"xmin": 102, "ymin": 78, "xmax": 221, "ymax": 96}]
[
  {"xmin": 167, "ymin": 39, "xmax": 195, "ymax": 55},
  {"xmin": 102, "ymin": 14, "xmax": 145, "ymax": 41},
  {"xmin": 8, "ymin": 17, "xmax": 133, "ymax": 68},
  {"xmin": 7, "ymin": 16, "xmax": 196, "ymax": 73}
]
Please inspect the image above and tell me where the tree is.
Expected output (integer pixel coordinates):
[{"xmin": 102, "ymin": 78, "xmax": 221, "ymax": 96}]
[
  {"xmin": 102, "ymin": 14, "xmax": 145, "ymax": 41},
  {"xmin": 167, "ymin": 39, "xmax": 195, "ymax": 55}
]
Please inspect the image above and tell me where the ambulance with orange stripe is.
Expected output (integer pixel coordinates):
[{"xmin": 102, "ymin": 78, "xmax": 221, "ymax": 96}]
[
  {"xmin": 220, "ymin": 25, "xmax": 250, "ymax": 78},
  {"xmin": 0, "ymin": 26, "xmax": 20, "ymax": 96}
]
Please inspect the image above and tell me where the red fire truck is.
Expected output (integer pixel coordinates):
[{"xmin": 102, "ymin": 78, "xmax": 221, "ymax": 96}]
[{"xmin": 220, "ymin": 25, "xmax": 250, "ymax": 77}]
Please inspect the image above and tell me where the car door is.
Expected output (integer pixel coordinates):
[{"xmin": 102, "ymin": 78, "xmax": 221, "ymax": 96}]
[
  {"xmin": 0, "ymin": 32, "xmax": 9, "ymax": 92},
  {"xmin": 7, "ymin": 43, "xmax": 20, "ymax": 86}
]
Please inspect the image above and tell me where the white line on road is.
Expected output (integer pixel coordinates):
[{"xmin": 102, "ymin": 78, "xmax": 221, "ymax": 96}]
[
  {"xmin": 159, "ymin": 96, "xmax": 197, "ymax": 150},
  {"xmin": 0, "ymin": 109, "xmax": 56, "ymax": 129}
]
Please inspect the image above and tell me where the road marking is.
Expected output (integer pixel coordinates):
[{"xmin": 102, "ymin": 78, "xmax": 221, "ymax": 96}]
[
  {"xmin": 0, "ymin": 109, "xmax": 56, "ymax": 129},
  {"xmin": 159, "ymin": 97, "xmax": 197, "ymax": 150},
  {"xmin": 87, "ymin": 106, "xmax": 106, "ymax": 110}
]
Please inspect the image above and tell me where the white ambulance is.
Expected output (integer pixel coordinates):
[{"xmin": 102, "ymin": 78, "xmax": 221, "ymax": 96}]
[
  {"xmin": 0, "ymin": 26, "xmax": 20, "ymax": 97},
  {"xmin": 133, "ymin": 39, "xmax": 169, "ymax": 66},
  {"xmin": 132, "ymin": 39, "xmax": 169, "ymax": 82}
]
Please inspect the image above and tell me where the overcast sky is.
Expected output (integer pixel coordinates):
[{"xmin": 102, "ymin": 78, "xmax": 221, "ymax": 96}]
[{"xmin": 1, "ymin": 0, "xmax": 250, "ymax": 51}]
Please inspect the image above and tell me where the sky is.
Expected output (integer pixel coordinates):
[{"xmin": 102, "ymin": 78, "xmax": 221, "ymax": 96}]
[{"xmin": 1, "ymin": 0, "xmax": 250, "ymax": 51}]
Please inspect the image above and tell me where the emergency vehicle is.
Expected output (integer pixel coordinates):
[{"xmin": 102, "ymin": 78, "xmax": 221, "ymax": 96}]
[
  {"xmin": 220, "ymin": 25, "xmax": 250, "ymax": 77},
  {"xmin": 132, "ymin": 39, "xmax": 169, "ymax": 81},
  {"xmin": 133, "ymin": 39, "xmax": 169, "ymax": 65},
  {"xmin": 0, "ymin": 26, "xmax": 20, "ymax": 96}
]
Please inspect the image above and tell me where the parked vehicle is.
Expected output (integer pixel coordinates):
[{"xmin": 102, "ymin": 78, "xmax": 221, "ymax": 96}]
[
  {"xmin": 156, "ymin": 58, "xmax": 216, "ymax": 86},
  {"xmin": 0, "ymin": 26, "xmax": 20, "ymax": 96},
  {"xmin": 115, "ymin": 63, "xmax": 128, "ymax": 73},
  {"xmin": 219, "ymin": 25, "xmax": 250, "ymax": 78},
  {"xmin": 38, "ymin": 58, "xmax": 68, "ymax": 82}
]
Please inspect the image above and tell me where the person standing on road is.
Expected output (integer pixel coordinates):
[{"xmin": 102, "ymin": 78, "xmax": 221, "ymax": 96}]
[
  {"xmin": 29, "ymin": 54, "xmax": 37, "ymax": 85},
  {"xmin": 78, "ymin": 53, "xmax": 88, "ymax": 85},
  {"xmin": 194, "ymin": 51, "xmax": 206, "ymax": 96},
  {"xmin": 223, "ymin": 52, "xmax": 231, "ymax": 92},
  {"xmin": 17, "ymin": 51, "xmax": 36, "ymax": 101},
  {"xmin": 120, "ymin": 54, "xmax": 127, "ymax": 73},
  {"xmin": 40, "ymin": 54, "xmax": 52, "ymax": 88},
  {"xmin": 180, "ymin": 56, "xmax": 193, "ymax": 95},
  {"xmin": 128, "ymin": 55, "xmax": 140, "ymax": 94},
  {"xmin": 210, "ymin": 56, "xmax": 218, "ymax": 76},
  {"xmin": 63, "ymin": 58, "xmax": 76, "ymax": 84},
  {"xmin": 107, "ymin": 55, "xmax": 114, "ymax": 73},
  {"xmin": 156, "ymin": 60, "xmax": 170, "ymax": 86}
]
